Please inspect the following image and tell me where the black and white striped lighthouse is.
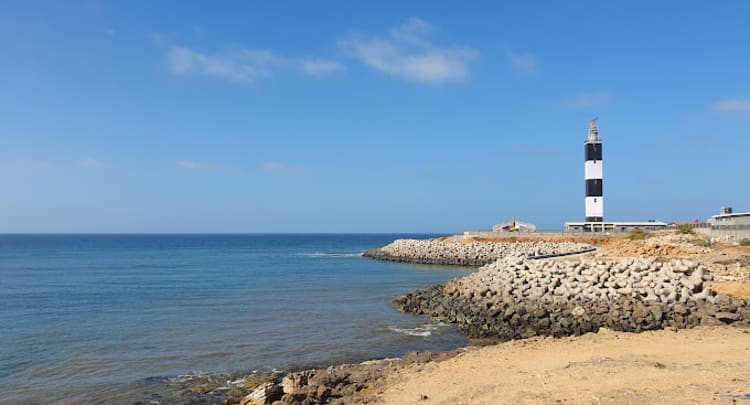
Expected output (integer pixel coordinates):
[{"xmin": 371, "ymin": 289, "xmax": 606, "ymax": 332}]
[{"xmin": 585, "ymin": 118, "xmax": 603, "ymax": 222}]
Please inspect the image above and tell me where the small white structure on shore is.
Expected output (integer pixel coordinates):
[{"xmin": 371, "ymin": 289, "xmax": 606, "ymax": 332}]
[{"xmin": 493, "ymin": 219, "xmax": 536, "ymax": 233}]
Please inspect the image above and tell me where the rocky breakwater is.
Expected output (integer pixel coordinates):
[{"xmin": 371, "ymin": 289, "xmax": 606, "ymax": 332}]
[
  {"xmin": 395, "ymin": 257, "xmax": 750, "ymax": 340},
  {"xmin": 363, "ymin": 239, "xmax": 595, "ymax": 266}
]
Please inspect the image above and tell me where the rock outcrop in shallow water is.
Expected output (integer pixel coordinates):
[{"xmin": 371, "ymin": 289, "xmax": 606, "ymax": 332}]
[
  {"xmin": 135, "ymin": 352, "xmax": 460, "ymax": 405},
  {"xmin": 363, "ymin": 239, "xmax": 595, "ymax": 266},
  {"xmin": 395, "ymin": 256, "xmax": 750, "ymax": 339}
]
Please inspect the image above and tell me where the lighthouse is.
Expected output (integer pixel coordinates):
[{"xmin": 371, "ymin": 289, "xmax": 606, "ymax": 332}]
[
  {"xmin": 585, "ymin": 118, "xmax": 603, "ymax": 223},
  {"xmin": 564, "ymin": 119, "xmax": 668, "ymax": 233}
]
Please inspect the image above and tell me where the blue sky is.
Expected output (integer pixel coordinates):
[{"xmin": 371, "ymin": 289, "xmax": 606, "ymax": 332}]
[{"xmin": 1, "ymin": 1, "xmax": 749, "ymax": 233}]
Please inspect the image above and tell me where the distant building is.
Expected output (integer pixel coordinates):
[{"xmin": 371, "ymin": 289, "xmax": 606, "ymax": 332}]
[
  {"xmin": 493, "ymin": 219, "xmax": 536, "ymax": 233},
  {"xmin": 709, "ymin": 207, "xmax": 750, "ymax": 227},
  {"xmin": 669, "ymin": 221, "xmax": 709, "ymax": 231}
]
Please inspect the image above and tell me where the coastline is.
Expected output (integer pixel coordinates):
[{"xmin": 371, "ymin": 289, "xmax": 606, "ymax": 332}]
[
  {"xmin": 1, "ymin": 234, "xmax": 471, "ymax": 405},
  {"xmin": 125, "ymin": 232, "xmax": 750, "ymax": 405}
]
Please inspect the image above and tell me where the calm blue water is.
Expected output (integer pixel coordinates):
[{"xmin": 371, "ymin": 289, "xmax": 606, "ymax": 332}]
[{"xmin": 0, "ymin": 234, "xmax": 472, "ymax": 403}]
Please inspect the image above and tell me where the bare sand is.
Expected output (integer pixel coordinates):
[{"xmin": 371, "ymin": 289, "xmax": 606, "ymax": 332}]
[{"xmin": 376, "ymin": 326, "xmax": 750, "ymax": 405}]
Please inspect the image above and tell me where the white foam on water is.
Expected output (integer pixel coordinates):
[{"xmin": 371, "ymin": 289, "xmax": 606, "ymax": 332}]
[
  {"xmin": 388, "ymin": 323, "xmax": 443, "ymax": 337},
  {"xmin": 296, "ymin": 252, "xmax": 363, "ymax": 258}
]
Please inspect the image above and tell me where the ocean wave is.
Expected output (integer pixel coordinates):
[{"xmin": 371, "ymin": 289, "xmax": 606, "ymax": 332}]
[
  {"xmin": 388, "ymin": 323, "xmax": 445, "ymax": 337},
  {"xmin": 296, "ymin": 252, "xmax": 363, "ymax": 258}
]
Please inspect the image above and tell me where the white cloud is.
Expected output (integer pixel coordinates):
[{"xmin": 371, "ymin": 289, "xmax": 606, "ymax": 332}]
[
  {"xmin": 561, "ymin": 93, "xmax": 612, "ymax": 108},
  {"xmin": 339, "ymin": 17, "xmax": 477, "ymax": 84},
  {"xmin": 167, "ymin": 46, "xmax": 286, "ymax": 83},
  {"xmin": 301, "ymin": 58, "xmax": 346, "ymax": 76},
  {"xmin": 711, "ymin": 99, "xmax": 750, "ymax": 115},
  {"xmin": 508, "ymin": 51, "xmax": 537, "ymax": 74},
  {"xmin": 389, "ymin": 17, "xmax": 432, "ymax": 47},
  {"xmin": 167, "ymin": 47, "xmax": 347, "ymax": 82},
  {"xmin": 176, "ymin": 160, "xmax": 213, "ymax": 171}
]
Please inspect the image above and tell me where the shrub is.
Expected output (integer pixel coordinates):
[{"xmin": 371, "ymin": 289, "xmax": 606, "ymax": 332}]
[
  {"xmin": 625, "ymin": 229, "xmax": 647, "ymax": 241},
  {"xmin": 693, "ymin": 237, "xmax": 715, "ymax": 247},
  {"xmin": 740, "ymin": 238, "xmax": 750, "ymax": 246},
  {"xmin": 676, "ymin": 225, "xmax": 696, "ymax": 235}
]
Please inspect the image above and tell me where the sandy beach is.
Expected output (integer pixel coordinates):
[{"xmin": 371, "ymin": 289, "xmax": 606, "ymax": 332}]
[{"xmin": 377, "ymin": 326, "xmax": 750, "ymax": 405}]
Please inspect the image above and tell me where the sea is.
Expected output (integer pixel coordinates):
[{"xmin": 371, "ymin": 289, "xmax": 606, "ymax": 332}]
[{"xmin": 0, "ymin": 234, "xmax": 474, "ymax": 403}]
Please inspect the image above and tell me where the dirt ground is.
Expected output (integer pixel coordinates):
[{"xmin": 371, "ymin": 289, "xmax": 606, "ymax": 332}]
[
  {"xmin": 452, "ymin": 232, "xmax": 750, "ymax": 299},
  {"xmin": 598, "ymin": 233, "xmax": 750, "ymax": 299},
  {"xmin": 376, "ymin": 326, "xmax": 750, "ymax": 405}
]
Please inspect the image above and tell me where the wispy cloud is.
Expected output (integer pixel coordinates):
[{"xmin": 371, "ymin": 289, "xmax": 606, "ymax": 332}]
[
  {"xmin": 262, "ymin": 162, "xmax": 305, "ymax": 174},
  {"xmin": 167, "ymin": 46, "xmax": 287, "ymax": 83},
  {"xmin": 150, "ymin": 32, "xmax": 167, "ymax": 45},
  {"xmin": 711, "ymin": 99, "xmax": 750, "ymax": 115},
  {"xmin": 339, "ymin": 17, "xmax": 477, "ymax": 85},
  {"xmin": 76, "ymin": 158, "xmax": 105, "ymax": 168},
  {"xmin": 561, "ymin": 92, "xmax": 612, "ymax": 108},
  {"xmin": 301, "ymin": 58, "xmax": 346, "ymax": 77},
  {"xmin": 389, "ymin": 17, "xmax": 432, "ymax": 47},
  {"xmin": 176, "ymin": 160, "xmax": 214, "ymax": 171},
  {"xmin": 508, "ymin": 51, "xmax": 537, "ymax": 74},
  {"xmin": 167, "ymin": 47, "xmax": 347, "ymax": 82}
]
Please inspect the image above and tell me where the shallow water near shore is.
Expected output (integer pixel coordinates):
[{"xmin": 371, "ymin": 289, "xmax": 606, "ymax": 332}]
[{"xmin": 0, "ymin": 234, "xmax": 472, "ymax": 403}]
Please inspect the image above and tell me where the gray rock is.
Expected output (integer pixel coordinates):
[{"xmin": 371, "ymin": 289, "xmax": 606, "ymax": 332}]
[{"xmin": 240, "ymin": 382, "xmax": 283, "ymax": 405}]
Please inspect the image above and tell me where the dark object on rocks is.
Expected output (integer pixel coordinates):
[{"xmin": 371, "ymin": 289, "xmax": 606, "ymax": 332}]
[{"xmin": 715, "ymin": 312, "xmax": 742, "ymax": 323}]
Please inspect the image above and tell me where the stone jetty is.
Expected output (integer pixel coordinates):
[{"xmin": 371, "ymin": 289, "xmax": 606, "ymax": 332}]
[
  {"xmin": 363, "ymin": 239, "xmax": 595, "ymax": 266},
  {"xmin": 395, "ymin": 256, "xmax": 750, "ymax": 339}
]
